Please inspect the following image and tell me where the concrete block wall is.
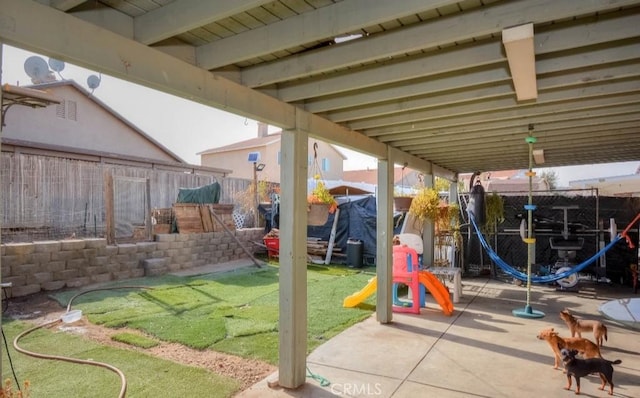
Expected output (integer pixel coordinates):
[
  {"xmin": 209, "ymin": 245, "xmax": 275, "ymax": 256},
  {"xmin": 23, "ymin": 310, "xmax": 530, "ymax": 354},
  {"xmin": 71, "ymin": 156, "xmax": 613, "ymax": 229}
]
[{"xmin": 1, "ymin": 228, "xmax": 265, "ymax": 298}]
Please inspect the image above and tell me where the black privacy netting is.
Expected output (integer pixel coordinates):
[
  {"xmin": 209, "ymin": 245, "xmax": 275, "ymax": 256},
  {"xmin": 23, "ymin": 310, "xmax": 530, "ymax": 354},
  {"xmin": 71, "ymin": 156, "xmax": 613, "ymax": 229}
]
[
  {"xmin": 461, "ymin": 194, "xmax": 640, "ymax": 285},
  {"xmin": 296, "ymin": 193, "xmax": 639, "ymax": 285}
]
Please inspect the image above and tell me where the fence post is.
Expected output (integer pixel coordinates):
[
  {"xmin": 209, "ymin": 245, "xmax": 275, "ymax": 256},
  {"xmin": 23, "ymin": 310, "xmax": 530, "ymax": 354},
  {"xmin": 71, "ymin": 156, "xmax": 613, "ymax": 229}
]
[{"xmin": 104, "ymin": 171, "xmax": 115, "ymax": 245}]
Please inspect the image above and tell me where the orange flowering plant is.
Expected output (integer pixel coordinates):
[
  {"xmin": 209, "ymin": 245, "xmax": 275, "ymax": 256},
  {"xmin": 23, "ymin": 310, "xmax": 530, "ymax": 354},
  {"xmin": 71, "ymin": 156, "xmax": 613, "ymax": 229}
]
[{"xmin": 307, "ymin": 176, "xmax": 338, "ymax": 214}]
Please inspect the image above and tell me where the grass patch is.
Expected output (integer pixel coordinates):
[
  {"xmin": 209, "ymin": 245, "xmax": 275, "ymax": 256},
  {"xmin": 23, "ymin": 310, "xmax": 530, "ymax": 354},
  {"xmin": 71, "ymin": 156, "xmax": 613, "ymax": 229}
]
[
  {"xmin": 111, "ymin": 332, "xmax": 159, "ymax": 349},
  {"xmin": 11, "ymin": 265, "xmax": 375, "ymax": 397},
  {"xmin": 1, "ymin": 319, "xmax": 239, "ymax": 398}
]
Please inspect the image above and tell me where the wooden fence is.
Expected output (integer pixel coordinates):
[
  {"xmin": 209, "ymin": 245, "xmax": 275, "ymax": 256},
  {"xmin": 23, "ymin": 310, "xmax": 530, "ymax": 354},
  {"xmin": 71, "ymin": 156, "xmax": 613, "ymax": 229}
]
[{"xmin": 0, "ymin": 152, "xmax": 258, "ymax": 242}]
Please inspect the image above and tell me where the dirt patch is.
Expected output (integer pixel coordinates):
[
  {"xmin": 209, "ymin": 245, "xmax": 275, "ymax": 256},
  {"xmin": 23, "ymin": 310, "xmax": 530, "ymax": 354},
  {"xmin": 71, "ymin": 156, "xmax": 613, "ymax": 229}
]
[{"xmin": 3, "ymin": 292, "xmax": 277, "ymax": 392}]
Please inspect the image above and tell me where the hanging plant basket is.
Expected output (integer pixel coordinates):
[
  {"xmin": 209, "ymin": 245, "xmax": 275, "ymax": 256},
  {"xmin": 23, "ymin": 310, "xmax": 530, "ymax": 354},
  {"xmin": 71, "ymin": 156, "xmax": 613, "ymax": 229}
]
[
  {"xmin": 308, "ymin": 203, "xmax": 330, "ymax": 226},
  {"xmin": 394, "ymin": 197, "xmax": 413, "ymax": 212}
]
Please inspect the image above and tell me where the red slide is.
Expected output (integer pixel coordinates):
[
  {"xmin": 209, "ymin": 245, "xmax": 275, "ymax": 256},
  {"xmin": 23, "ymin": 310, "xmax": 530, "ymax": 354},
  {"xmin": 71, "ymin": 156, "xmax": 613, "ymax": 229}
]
[{"xmin": 418, "ymin": 271, "xmax": 454, "ymax": 316}]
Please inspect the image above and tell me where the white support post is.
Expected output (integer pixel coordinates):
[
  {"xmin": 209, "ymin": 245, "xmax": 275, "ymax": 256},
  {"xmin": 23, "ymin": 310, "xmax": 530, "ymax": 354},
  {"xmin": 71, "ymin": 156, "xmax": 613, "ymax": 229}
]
[
  {"xmin": 423, "ymin": 174, "xmax": 435, "ymax": 267},
  {"xmin": 278, "ymin": 124, "xmax": 308, "ymax": 388},
  {"xmin": 449, "ymin": 180, "xmax": 459, "ymax": 268},
  {"xmin": 376, "ymin": 156, "xmax": 393, "ymax": 324}
]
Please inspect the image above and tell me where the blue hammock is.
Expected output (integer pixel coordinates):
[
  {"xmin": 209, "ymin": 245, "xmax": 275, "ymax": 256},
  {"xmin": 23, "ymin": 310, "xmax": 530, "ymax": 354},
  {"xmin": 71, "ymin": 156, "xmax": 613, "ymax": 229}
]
[{"xmin": 469, "ymin": 215, "xmax": 621, "ymax": 283}]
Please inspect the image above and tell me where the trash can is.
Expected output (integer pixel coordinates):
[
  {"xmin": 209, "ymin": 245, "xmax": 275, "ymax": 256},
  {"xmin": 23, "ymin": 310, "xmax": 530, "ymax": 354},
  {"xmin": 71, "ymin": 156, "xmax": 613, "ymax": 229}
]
[{"xmin": 346, "ymin": 238, "xmax": 363, "ymax": 268}]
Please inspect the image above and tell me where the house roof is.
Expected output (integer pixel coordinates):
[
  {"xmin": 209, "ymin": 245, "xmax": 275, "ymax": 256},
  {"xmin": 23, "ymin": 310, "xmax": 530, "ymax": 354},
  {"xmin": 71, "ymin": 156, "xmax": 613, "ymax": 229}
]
[
  {"xmin": 197, "ymin": 132, "xmax": 283, "ymax": 155},
  {"xmin": 197, "ymin": 130, "xmax": 347, "ymax": 160},
  {"xmin": 27, "ymin": 80, "xmax": 187, "ymax": 164},
  {"xmin": 344, "ymin": 167, "xmax": 425, "ymax": 186},
  {"xmin": 569, "ymin": 173, "xmax": 640, "ymax": 197}
]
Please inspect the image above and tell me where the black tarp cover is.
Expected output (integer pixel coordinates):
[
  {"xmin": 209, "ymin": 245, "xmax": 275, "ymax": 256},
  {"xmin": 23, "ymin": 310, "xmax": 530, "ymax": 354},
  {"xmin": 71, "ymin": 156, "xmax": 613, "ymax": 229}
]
[{"xmin": 308, "ymin": 196, "xmax": 378, "ymax": 264}]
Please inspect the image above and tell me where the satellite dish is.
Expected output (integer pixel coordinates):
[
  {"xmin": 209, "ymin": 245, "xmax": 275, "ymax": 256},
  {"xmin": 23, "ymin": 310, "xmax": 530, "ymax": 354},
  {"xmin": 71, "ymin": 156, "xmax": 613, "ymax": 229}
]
[
  {"xmin": 48, "ymin": 58, "xmax": 65, "ymax": 72},
  {"xmin": 48, "ymin": 58, "xmax": 66, "ymax": 80},
  {"xmin": 24, "ymin": 56, "xmax": 51, "ymax": 83},
  {"xmin": 87, "ymin": 74, "xmax": 101, "ymax": 90}
]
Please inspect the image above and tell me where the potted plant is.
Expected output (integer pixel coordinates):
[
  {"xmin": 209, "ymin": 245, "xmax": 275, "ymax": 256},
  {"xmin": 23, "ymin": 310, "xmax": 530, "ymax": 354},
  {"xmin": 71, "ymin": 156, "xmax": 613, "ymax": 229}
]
[
  {"xmin": 393, "ymin": 164, "xmax": 414, "ymax": 212},
  {"xmin": 307, "ymin": 176, "xmax": 338, "ymax": 226},
  {"xmin": 394, "ymin": 188, "xmax": 414, "ymax": 212},
  {"xmin": 484, "ymin": 192, "xmax": 505, "ymax": 234},
  {"xmin": 408, "ymin": 186, "xmax": 460, "ymax": 233}
]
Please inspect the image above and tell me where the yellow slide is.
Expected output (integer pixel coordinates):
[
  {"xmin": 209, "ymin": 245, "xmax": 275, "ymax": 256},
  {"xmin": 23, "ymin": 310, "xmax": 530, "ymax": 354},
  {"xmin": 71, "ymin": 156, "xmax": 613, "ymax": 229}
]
[
  {"xmin": 418, "ymin": 271, "xmax": 454, "ymax": 316},
  {"xmin": 343, "ymin": 277, "xmax": 377, "ymax": 308}
]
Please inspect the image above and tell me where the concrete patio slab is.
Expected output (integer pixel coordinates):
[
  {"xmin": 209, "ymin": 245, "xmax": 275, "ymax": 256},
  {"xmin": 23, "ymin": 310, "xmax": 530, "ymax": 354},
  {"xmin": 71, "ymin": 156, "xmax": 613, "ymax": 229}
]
[{"xmin": 236, "ymin": 277, "xmax": 640, "ymax": 398}]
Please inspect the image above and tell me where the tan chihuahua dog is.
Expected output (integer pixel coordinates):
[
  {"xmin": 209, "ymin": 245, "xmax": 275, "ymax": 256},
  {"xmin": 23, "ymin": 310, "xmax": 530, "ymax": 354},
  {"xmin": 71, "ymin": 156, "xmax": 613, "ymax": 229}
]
[
  {"xmin": 560, "ymin": 309, "xmax": 608, "ymax": 347},
  {"xmin": 537, "ymin": 328, "xmax": 602, "ymax": 369}
]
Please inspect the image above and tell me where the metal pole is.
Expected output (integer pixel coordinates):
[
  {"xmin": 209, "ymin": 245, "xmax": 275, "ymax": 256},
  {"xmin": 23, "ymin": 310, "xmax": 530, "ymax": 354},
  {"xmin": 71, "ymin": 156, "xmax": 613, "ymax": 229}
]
[
  {"xmin": 513, "ymin": 127, "xmax": 544, "ymax": 318},
  {"xmin": 253, "ymin": 161, "xmax": 259, "ymax": 227}
]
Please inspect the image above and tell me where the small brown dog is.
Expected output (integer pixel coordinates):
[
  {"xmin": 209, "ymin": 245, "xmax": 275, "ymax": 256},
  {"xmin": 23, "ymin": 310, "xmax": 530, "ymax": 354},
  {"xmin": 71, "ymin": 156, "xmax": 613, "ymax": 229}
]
[
  {"xmin": 560, "ymin": 309, "xmax": 608, "ymax": 347},
  {"xmin": 537, "ymin": 328, "xmax": 602, "ymax": 369}
]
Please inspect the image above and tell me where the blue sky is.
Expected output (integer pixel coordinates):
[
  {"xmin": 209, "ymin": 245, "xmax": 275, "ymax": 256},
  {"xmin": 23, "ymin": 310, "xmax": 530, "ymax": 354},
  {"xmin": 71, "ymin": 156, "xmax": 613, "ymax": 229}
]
[{"xmin": 2, "ymin": 45, "xmax": 637, "ymax": 186}]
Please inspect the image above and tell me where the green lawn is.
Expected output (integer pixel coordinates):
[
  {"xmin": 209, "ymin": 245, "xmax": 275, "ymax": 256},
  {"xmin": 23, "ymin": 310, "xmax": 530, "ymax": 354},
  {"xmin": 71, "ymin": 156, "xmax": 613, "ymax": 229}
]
[{"xmin": 2, "ymin": 263, "xmax": 376, "ymax": 397}]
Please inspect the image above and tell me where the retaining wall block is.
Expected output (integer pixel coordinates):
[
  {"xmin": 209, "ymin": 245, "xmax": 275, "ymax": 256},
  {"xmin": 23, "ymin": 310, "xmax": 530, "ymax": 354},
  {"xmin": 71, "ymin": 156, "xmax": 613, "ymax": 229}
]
[
  {"xmin": 3, "ymin": 243, "xmax": 35, "ymax": 256},
  {"xmin": 12, "ymin": 263, "xmax": 37, "ymax": 276},
  {"xmin": 34, "ymin": 241, "xmax": 61, "ymax": 252},
  {"xmin": 119, "ymin": 260, "xmax": 139, "ymax": 271},
  {"xmin": 61, "ymin": 240, "xmax": 86, "ymax": 251},
  {"xmin": 136, "ymin": 242, "xmax": 157, "ymax": 253},
  {"xmin": 105, "ymin": 263, "xmax": 120, "ymax": 274},
  {"xmin": 54, "ymin": 269, "xmax": 79, "ymax": 280},
  {"xmin": 82, "ymin": 248, "xmax": 98, "ymax": 259},
  {"xmin": 115, "ymin": 253, "xmax": 137, "ymax": 264},
  {"xmin": 44, "ymin": 261, "xmax": 65, "ymax": 273},
  {"xmin": 83, "ymin": 266, "xmax": 107, "ymax": 277},
  {"xmin": 90, "ymin": 274, "xmax": 112, "ymax": 284},
  {"xmin": 170, "ymin": 241, "xmax": 185, "ymax": 250},
  {"xmin": 113, "ymin": 270, "xmax": 132, "ymax": 280},
  {"xmin": 155, "ymin": 242, "xmax": 171, "ymax": 251},
  {"xmin": 31, "ymin": 252, "xmax": 52, "ymax": 264},
  {"xmin": 42, "ymin": 281, "xmax": 66, "ymax": 291},
  {"xmin": 66, "ymin": 258, "xmax": 87, "ymax": 270},
  {"xmin": 2, "ymin": 255, "xmax": 19, "ymax": 269},
  {"xmin": 84, "ymin": 238, "xmax": 107, "ymax": 249},
  {"xmin": 130, "ymin": 269, "xmax": 145, "ymax": 278},
  {"xmin": 11, "ymin": 284, "xmax": 41, "ymax": 297},
  {"xmin": 151, "ymin": 250, "xmax": 165, "ymax": 258},
  {"xmin": 28, "ymin": 272, "xmax": 53, "ymax": 285},
  {"xmin": 66, "ymin": 277, "xmax": 91, "ymax": 288},
  {"xmin": 167, "ymin": 263, "xmax": 181, "ymax": 272},
  {"xmin": 51, "ymin": 250, "xmax": 83, "ymax": 262},
  {"xmin": 155, "ymin": 234, "xmax": 176, "ymax": 242},
  {"xmin": 117, "ymin": 244, "xmax": 138, "ymax": 255},
  {"xmin": 177, "ymin": 234, "xmax": 192, "ymax": 242},
  {"xmin": 142, "ymin": 258, "xmax": 168, "ymax": 276},
  {"xmin": 2, "ymin": 275, "xmax": 26, "ymax": 287},
  {"xmin": 89, "ymin": 256, "xmax": 108, "ymax": 267},
  {"xmin": 98, "ymin": 246, "xmax": 119, "ymax": 256}
]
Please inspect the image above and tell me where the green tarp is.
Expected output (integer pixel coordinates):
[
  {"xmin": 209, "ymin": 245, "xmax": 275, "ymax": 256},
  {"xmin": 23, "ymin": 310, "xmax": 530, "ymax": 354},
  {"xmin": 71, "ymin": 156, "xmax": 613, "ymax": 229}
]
[{"xmin": 176, "ymin": 182, "xmax": 221, "ymax": 204}]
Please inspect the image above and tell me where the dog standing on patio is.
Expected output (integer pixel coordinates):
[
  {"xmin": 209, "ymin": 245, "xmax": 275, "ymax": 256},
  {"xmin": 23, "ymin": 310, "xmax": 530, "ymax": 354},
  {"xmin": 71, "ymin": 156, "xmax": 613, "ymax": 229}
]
[
  {"xmin": 560, "ymin": 309, "xmax": 608, "ymax": 347},
  {"xmin": 560, "ymin": 348, "xmax": 621, "ymax": 395},
  {"xmin": 536, "ymin": 328, "xmax": 602, "ymax": 369}
]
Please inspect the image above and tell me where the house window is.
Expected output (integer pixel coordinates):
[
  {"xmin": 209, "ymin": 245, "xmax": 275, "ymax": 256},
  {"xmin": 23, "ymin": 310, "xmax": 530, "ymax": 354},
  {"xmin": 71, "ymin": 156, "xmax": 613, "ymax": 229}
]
[
  {"xmin": 322, "ymin": 158, "xmax": 330, "ymax": 172},
  {"xmin": 308, "ymin": 155, "xmax": 313, "ymax": 166}
]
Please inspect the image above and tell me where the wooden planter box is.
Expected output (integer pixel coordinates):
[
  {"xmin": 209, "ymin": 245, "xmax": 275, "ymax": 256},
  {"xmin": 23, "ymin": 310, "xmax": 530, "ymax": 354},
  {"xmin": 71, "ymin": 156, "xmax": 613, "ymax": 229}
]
[{"xmin": 173, "ymin": 203, "xmax": 235, "ymax": 234}]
